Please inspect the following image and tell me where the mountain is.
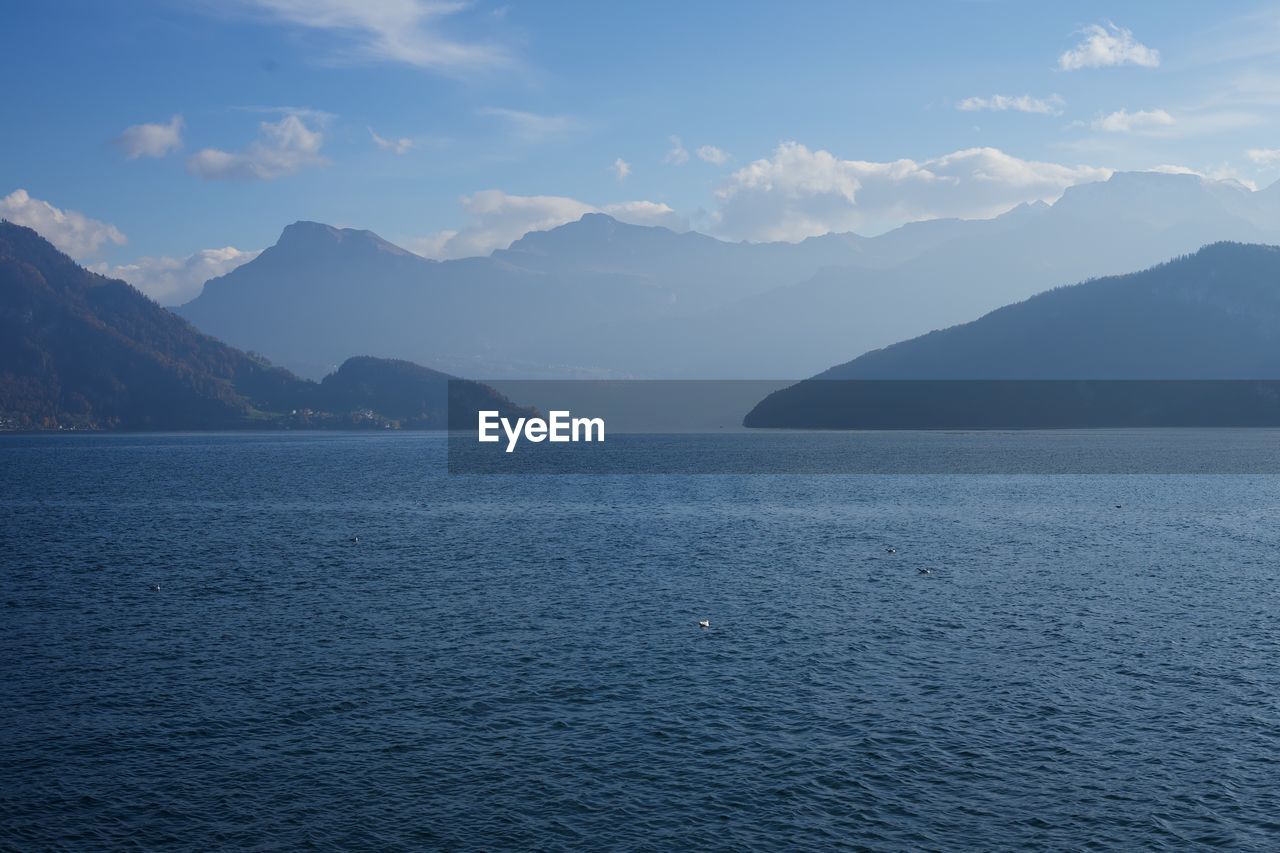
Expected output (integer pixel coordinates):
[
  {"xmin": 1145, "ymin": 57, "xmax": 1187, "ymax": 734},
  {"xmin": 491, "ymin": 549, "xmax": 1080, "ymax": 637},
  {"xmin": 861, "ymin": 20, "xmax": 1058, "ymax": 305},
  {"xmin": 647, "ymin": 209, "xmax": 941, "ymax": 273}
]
[
  {"xmin": 0, "ymin": 221, "xmax": 529, "ymax": 431},
  {"xmin": 663, "ymin": 172, "xmax": 1280, "ymax": 378},
  {"xmin": 174, "ymin": 211, "xmax": 1032, "ymax": 379},
  {"xmin": 819, "ymin": 242, "xmax": 1280, "ymax": 379},
  {"xmin": 175, "ymin": 216, "xmax": 877, "ymax": 379},
  {"xmin": 744, "ymin": 242, "xmax": 1280, "ymax": 428},
  {"xmin": 314, "ymin": 356, "xmax": 530, "ymax": 428},
  {"xmin": 494, "ymin": 211, "xmax": 880, "ymax": 294},
  {"xmin": 174, "ymin": 171, "xmax": 1280, "ymax": 381}
]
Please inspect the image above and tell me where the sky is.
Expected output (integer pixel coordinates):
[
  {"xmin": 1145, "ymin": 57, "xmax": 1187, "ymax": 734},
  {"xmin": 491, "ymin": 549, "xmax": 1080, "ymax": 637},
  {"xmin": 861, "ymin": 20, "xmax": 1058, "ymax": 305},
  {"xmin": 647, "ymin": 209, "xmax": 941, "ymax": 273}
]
[{"xmin": 5, "ymin": 0, "xmax": 1280, "ymax": 303}]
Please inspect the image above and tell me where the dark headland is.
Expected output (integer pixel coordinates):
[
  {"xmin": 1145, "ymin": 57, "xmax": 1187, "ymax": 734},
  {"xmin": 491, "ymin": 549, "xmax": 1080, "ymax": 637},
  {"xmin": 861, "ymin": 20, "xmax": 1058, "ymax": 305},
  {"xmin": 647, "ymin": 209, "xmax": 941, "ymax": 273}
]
[
  {"xmin": 745, "ymin": 243, "xmax": 1280, "ymax": 429},
  {"xmin": 0, "ymin": 221, "xmax": 532, "ymax": 431}
]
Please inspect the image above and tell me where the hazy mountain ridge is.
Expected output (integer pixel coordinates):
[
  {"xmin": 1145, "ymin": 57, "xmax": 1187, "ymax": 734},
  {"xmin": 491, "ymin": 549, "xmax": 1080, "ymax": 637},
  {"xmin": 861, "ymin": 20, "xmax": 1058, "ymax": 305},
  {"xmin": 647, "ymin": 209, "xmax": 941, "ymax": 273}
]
[
  {"xmin": 743, "ymin": 242, "xmax": 1280, "ymax": 428},
  {"xmin": 691, "ymin": 173, "xmax": 1280, "ymax": 377},
  {"xmin": 818, "ymin": 241, "xmax": 1280, "ymax": 380},
  {"xmin": 0, "ymin": 221, "xmax": 529, "ymax": 430},
  {"xmin": 175, "ymin": 171, "xmax": 1280, "ymax": 380},
  {"xmin": 179, "ymin": 218, "xmax": 681, "ymax": 379}
]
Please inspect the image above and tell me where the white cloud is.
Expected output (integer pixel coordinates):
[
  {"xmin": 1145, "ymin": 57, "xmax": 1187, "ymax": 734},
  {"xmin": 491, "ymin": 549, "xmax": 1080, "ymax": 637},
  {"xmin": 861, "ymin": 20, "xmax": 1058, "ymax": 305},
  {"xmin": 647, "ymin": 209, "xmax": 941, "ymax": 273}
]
[
  {"xmin": 601, "ymin": 200, "xmax": 687, "ymax": 230},
  {"xmin": 406, "ymin": 191, "xmax": 589, "ymax": 259},
  {"xmin": 0, "ymin": 189, "xmax": 127, "ymax": 259},
  {"xmin": 1058, "ymin": 22, "xmax": 1160, "ymax": 70},
  {"xmin": 697, "ymin": 145, "xmax": 729, "ymax": 165},
  {"xmin": 115, "ymin": 115, "xmax": 184, "ymax": 159},
  {"xmin": 664, "ymin": 135, "xmax": 689, "ymax": 165},
  {"xmin": 233, "ymin": 0, "xmax": 510, "ymax": 72},
  {"xmin": 1091, "ymin": 108, "xmax": 1176, "ymax": 133},
  {"xmin": 187, "ymin": 113, "xmax": 328, "ymax": 180},
  {"xmin": 477, "ymin": 107, "xmax": 575, "ymax": 142},
  {"xmin": 1146, "ymin": 163, "xmax": 1257, "ymax": 189},
  {"xmin": 406, "ymin": 190, "xmax": 688, "ymax": 259},
  {"xmin": 1074, "ymin": 107, "xmax": 1259, "ymax": 139},
  {"xmin": 611, "ymin": 157, "xmax": 631, "ymax": 181},
  {"xmin": 957, "ymin": 94, "xmax": 1064, "ymax": 115},
  {"xmin": 369, "ymin": 126, "xmax": 414, "ymax": 154},
  {"xmin": 1148, "ymin": 164, "xmax": 1201, "ymax": 176},
  {"xmin": 712, "ymin": 142, "xmax": 1112, "ymax": 241},
  {"xmin": 92, "ymin": 247, "xmax": 261, "ymax": 305},
  {"xmin": 237, "ymin": 104, "xmax": 337, "ymax": 123},
  {"xmin": 1247, "ymin": 147, "xmax": 1280, "ymax": 167}
]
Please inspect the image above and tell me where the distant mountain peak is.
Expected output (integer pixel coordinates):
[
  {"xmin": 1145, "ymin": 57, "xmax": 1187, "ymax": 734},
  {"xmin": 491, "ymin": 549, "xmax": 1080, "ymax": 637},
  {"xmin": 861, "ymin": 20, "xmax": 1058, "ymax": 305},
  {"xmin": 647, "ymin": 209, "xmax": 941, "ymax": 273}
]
[
  {"xmin": 276, "ymin": 220, "xmax": 413, "ymax": 257},
  {"xmin": 1113, "ymin": 169, "xmax": 1204, "ymax": 185},
  {"xmin": 999, "ymin": 200, "xmax": 1051, "ymax": 219},
  {"xmin": 548, "ymin": 212, "xmax": 630, "ymax": 240},
  {"xmin": 810, "ymin": 239, "xmax": 1280, "ymax": 382},
  {"xmin": 0, "ymin": 221, "xmax": 531, "ymax": 430},
  {"xmin": 1082, "ymin": 168, "xmax": 1248, "ymax": 196},
  {"xmin": 499, "ymin": 212, "xmax": 663, "ymax": 257}
]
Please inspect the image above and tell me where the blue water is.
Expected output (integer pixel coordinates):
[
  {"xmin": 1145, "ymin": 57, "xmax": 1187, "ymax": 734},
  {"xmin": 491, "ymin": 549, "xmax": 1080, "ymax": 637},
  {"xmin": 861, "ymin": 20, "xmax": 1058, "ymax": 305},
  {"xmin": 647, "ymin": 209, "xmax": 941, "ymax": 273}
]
[{"xmin": 2, "ymin": 433, "xmax": 1279, "ymax": 849}]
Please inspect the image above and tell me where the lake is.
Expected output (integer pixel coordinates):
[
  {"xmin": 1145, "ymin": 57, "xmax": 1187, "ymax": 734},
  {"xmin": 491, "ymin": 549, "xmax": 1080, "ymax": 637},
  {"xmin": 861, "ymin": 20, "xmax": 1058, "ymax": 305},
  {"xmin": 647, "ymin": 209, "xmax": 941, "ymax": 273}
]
[{"xmin": 2, "ymin": 432, "xmax": 1279, "ymax": 848}]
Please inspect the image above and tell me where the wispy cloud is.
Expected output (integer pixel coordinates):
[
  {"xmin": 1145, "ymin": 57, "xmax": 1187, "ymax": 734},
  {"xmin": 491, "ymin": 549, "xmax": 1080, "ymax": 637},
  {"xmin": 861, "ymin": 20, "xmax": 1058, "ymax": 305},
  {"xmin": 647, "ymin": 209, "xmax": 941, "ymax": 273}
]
[
  {"xmin": 231, "ymin": 0, "xmax": 512, "ymax": 73},
  {"xmin": 0, "ymin": 189, "xmax": 126, "ymax": 259},
  {"xmin": 1247, "ymin": 147, "xmax": 1280, "ymax": 167},
  {"xmin": 406, "ymin": 190, "xmax": 687, "ymax": 259},
  {"xmin": 92, "ymin": 246, "xmax": 261, "ymax": 305},
  {"xmin": 1146, "ymin": 163, "xmax": 1257, "ymax": 189},
  {"xmin": 1058, "ymin": 22, "xmax": 1159, "ymax": 71},
  {"xmin": 697, "ymin": 145, "xmax": 729, "ymax": 165},
  {"xmin": 957, "ymin": 94, "xmax": 1064, "ymax": 115},
  {"xmin": 476, "ymin": 107, "xmax": 576, "ymax": 142},
  {"xmin": 664, "ymin": 135, "xmax": 689, "ymax": 165},
  {"xmin": 369, "ymin": 126, "xmax": 415, "ymax": 154},
  {"xmin": 1187, "ymin": 8, "xmax": 1280, "ymax": 67},
  {"xmin": 611, "ymin": 158, "xmax": 631, "ymax": 181},
  {"xmin": 1091, "ymin": 108, "xmax": 1175, "ymax": 133},
  {"xmin": 115, "ymin": 115, "xmax": 184, "ymax": 159},
  {"xmin": 187, "ymin": 113, "xmax": 329, "ymax": 181},
  {"xmin": 1083, "ymin": 107, "xmax": 1260, "ymax": 138},
  {"xmin": 712, "ymin": 143, "xmax": 1111, "ymax": 241},
  {"xmin": 234, "ymin": 105, "xmax": 336, "ymax": 122}
]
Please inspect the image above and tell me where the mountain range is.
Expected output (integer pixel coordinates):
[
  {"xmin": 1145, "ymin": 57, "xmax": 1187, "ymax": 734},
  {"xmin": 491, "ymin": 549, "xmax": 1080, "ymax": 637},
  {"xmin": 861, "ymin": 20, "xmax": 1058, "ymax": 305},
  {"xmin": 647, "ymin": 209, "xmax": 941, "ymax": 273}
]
[
  {"xmin": 744, "ymin": 242, "xmax": 1280, "ymax": 428},
  {"xmin": 175, "ymin": 170, "xmax": 1280, "ymax": 380},
  {"xmin": 0, "ymin": 221, "xmax": 529, "ymax": 431},
  {"xmin": 10, "ymin": 169, "xmax": 1280, "ymax": 431},
  {"xmin": 816, "ymin": 241, "xmax": 1280, "ymax": 380}
]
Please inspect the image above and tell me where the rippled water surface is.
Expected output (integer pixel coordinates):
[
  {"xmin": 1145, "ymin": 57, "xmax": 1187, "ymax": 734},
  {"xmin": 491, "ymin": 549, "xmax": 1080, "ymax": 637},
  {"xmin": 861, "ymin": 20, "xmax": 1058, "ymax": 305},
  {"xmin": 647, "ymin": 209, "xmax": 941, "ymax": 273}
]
[{"xmin": 3, "ymin": 433, "xmax": 1280, "ymax": 849}]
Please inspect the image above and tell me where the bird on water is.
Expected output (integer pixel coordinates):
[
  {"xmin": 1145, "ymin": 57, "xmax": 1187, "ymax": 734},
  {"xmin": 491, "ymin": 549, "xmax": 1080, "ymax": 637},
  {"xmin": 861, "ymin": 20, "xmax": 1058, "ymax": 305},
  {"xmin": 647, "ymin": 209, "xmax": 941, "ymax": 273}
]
[
  {"xmin": 698, "ymin": 619, "xmax": 710, "ymax": 629},
  {"xmin": 885, "ymin": 547, "xmax": 897, "ymax": 555}
]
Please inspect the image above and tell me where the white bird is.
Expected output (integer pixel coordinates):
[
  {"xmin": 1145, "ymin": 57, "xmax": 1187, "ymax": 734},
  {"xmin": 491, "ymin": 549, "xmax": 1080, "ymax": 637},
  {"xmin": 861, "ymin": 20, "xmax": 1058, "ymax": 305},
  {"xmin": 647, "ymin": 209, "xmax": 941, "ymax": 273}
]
[{"xmin": 698, "ymin": 619, "xmax": 710, "ymax": 629}]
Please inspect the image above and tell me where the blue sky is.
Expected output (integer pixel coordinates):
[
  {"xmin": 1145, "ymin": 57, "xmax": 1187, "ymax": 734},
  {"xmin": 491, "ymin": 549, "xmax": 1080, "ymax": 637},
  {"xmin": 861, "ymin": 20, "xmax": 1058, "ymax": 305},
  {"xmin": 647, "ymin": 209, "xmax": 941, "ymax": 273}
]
[{"xmin": 5, "ymin": 1, "xmax": 1280, "ymax": 302}]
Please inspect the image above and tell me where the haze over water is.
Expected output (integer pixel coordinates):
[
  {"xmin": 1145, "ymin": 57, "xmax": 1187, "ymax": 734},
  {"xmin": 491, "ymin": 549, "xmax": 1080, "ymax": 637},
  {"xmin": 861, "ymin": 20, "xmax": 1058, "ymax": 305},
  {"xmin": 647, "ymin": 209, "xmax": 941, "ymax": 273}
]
[{"xmin": 3, "ymin": 433, "xmax": 1278, "ymax": 849}]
